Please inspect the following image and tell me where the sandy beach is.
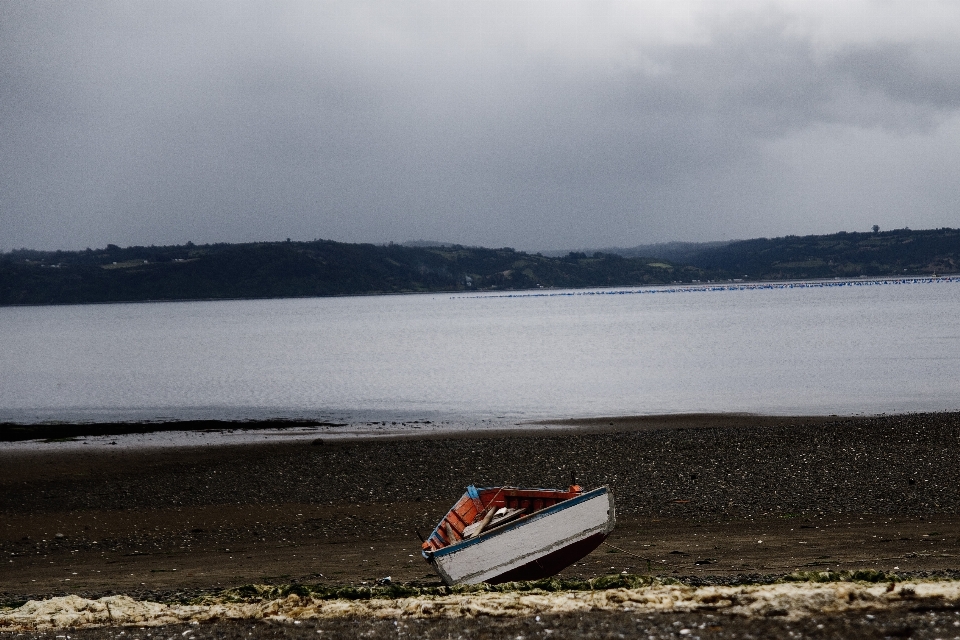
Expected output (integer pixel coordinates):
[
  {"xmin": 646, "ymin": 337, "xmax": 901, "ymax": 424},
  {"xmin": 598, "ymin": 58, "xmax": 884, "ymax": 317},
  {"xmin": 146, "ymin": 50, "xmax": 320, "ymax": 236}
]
[{"xmin": 3, "ymin": 412, "xmax": 960, "ymax": 637}]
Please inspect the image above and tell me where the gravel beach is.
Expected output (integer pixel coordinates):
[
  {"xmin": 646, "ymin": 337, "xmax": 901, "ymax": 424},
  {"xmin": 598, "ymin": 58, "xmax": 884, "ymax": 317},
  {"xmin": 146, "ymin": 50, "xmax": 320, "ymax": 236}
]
[{"xmin": 2, "ymin": 412, "xmax": 960, "ymax": 637}]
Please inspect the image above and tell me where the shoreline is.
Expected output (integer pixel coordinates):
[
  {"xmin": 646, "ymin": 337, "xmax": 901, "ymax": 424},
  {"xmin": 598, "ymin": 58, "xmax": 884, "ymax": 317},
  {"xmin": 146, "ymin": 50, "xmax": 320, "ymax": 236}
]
[
  {"xmin": 3, "ymin": 272, "xmax": 957, "ymax": 310},
  {"xmin": 0, "ymin": 411, "xmax": 881, "ymax": 451}
]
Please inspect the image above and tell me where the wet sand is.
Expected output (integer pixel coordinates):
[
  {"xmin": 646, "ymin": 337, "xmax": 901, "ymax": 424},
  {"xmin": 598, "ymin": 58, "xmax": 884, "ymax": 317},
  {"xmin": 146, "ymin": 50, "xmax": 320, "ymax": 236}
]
[{"xmin": 3, "ymin": 412, "xmax": 960, "ymax": 636}]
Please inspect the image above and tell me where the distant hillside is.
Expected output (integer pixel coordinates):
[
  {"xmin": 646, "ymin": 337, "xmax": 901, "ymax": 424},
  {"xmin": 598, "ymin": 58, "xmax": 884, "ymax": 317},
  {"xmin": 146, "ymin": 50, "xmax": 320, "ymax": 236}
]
[
  {"xmin": 603, "ymin": 240, "xmax": 734, "ymax": 263},
  {"xmin": 684, "ymin": 228, "xmax": 960, "ymax": 280},
  {"xmin": 0, "ymin": 241, "xmax": 697, "ymax": 306},
  {"xmin": 584, "ymin": 228, "xmax": 960, "ymax": 280},
  {"xmin": 4, "ymin": 228, "xmax": 958, "ymax": 306}
]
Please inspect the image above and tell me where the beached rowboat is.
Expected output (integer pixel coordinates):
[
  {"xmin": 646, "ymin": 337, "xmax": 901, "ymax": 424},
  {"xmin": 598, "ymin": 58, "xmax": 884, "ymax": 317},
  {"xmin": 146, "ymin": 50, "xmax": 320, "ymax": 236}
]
[{"xmin": 421, "ymin": 485, "xmax": 615, "ymax": 585}]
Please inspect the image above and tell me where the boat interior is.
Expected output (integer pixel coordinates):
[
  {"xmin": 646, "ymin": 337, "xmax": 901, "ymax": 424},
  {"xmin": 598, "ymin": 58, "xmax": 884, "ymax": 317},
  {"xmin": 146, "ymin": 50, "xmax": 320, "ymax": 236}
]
[{"xmin": 421, "ymin": 485, "xmax": 583, "ymax": 553}]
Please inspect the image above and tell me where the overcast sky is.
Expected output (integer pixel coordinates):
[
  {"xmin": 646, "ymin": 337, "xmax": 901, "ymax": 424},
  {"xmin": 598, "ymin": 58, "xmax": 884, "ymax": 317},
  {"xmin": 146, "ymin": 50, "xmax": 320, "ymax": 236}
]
[{"xmin": 3, "ymin": 1, "xmax": 960, "ymax": 252}]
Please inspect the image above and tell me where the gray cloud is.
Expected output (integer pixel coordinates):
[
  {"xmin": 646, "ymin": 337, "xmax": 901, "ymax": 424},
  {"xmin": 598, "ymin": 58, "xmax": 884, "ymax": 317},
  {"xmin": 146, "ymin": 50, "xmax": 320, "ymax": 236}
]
[{"xmin": 3, "ymin": 1, "xmax": 960, "ymax": 252}]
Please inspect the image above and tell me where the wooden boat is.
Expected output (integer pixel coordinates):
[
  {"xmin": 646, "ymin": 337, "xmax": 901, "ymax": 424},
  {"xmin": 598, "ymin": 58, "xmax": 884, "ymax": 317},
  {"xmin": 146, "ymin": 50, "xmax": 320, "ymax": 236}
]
[{"xmin": 421, "ymin": 484, "xmax": 615, "ymax": 585}]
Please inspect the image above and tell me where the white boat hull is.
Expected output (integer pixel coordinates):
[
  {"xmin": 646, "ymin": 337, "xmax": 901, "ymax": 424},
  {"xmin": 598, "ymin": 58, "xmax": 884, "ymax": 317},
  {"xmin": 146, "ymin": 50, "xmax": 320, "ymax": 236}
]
[{"xmin": 426, "ymin": 487, "xmax": 615, "ymax": 585}]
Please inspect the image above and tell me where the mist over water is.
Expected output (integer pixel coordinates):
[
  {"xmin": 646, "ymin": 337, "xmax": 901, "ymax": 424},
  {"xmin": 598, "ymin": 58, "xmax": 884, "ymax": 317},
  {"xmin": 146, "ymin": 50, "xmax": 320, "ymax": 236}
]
[{"xmin": 2, "ymin": 278, "xmax": 959, "ymax": 425}]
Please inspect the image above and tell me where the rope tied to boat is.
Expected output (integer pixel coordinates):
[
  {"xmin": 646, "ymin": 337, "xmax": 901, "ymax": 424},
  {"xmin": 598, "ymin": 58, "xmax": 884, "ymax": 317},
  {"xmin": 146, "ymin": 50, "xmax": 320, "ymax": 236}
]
[{"xmin": 602, "ymin": 542, "xmax": 653, "ymax": 572}]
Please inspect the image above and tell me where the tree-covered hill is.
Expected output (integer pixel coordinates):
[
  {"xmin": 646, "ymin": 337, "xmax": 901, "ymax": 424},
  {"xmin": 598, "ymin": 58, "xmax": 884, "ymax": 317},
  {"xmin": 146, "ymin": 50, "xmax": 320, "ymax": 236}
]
[
  {"xmin": 0, "ymin": 240, "xmax": 696, "ymax": 305},
  {"xmin": 682, "ymin": 227, "xmax": 960, "ymax": 280},
  {"xmin": 3, "ymin": 228, "xmax": 958, "ymax": 306}
]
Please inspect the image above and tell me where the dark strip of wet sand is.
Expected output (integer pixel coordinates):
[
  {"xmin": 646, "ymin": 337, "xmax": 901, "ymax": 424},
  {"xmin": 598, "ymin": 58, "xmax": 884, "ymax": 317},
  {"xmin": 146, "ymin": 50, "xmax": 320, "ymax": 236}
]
[
  {"xmin": 0, "ymin": 419, "xmax": 343, "ymax": 444},
  {"xmin": 0, "ymin": 412, "xmax": 847, "ymax": 443}
]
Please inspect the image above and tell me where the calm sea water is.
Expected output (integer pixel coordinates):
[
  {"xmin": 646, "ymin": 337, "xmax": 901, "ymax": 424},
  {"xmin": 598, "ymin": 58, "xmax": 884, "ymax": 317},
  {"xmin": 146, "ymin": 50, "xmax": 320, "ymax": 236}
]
[{"xmin": 2, "ymin": 278, "xmax": 959, "ymax": 425}]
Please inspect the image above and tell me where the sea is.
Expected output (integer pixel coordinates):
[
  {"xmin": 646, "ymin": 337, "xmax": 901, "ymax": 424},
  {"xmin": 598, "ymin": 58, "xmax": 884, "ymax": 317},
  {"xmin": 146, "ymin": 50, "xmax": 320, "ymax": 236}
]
[{"xmin": 2, "ymin": 276, "xmax": 959, "ymax": 446}]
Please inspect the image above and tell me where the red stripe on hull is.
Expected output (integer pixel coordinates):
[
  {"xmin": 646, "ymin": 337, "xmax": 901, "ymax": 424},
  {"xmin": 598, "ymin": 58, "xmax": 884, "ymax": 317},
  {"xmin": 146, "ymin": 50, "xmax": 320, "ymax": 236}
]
[{"xmin": 483, "ymin": 531, "xmax": 609, "ymax": 584}]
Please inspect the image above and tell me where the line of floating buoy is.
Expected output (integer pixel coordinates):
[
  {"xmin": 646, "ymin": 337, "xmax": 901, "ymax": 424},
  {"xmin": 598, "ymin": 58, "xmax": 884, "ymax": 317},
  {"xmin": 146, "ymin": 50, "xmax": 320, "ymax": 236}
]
[{"xmin": 451, "ymin": 276, "xmax": 960, "ymax": 300}]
